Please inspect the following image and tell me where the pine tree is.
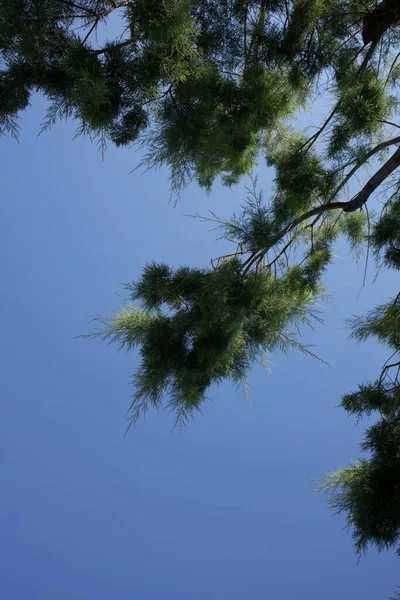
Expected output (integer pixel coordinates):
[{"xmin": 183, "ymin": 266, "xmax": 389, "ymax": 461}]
[
  {"xmin": 319, "ymin": 297, "xmax": 400, "ymax": 557},
  {"xmin": 4, "ymin": 0, "xmax": 400, "ymax": 572},
  {"xmin": 319, "ymin": 209, "xmax": 400, "ymax": 558}
]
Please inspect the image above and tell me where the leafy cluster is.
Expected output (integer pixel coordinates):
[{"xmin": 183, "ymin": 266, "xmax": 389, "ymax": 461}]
[
  {"xmin": 329, "ymin": 70, "xmax": 394, "ymax": 159},
  {"xmin": 267, "ymin": 132, "xmax": 338, "ymax": 224},
  {"xmin": 91, "ymin": 253, "xmax": 329, "ymax": 427},
  {"xmin": 321, "ymin": 292, "xmax": 400, "ymax": 556},
  {"xmin": 372, "ymin": 197, "xmax": 400, "ymax": 270}
]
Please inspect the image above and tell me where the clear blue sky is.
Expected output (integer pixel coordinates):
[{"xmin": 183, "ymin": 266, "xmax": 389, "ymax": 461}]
[{"xmin": 1, "ymin": 94, "xmax": 399, "ymax": 600}]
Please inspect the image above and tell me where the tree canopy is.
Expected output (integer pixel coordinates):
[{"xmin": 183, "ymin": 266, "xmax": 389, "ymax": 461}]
[
  {"xmin": 2, "ymin": 0, "xmax": 400, "ymax": 191},
  {"xmin": 3, "ymin": 0, "xmax": 400, "ymax": 574}
]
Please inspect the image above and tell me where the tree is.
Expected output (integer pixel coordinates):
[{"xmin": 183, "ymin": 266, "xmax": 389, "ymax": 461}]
[
  {"xmin": 3, "ymin": 0, "xmax": 400, "ymax": 570},
  {"xmin": 318, "ymin": 193, "xmax": 400, "ymax": 559},
  {"xmin": 320, "ymin": 293, "xmax": 400, "ymax": 558},
  {"xmin": 2, "ymin": 0, "xmax": 400, "ymax": 191},
  {"xmin": 89, "ymin": 219, "xmax": 329, "ymax": 427}
]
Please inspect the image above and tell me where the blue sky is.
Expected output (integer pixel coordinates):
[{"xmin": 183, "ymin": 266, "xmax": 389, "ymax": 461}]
[{"xmin": 1, "ymin": 93, "xmax": 399, "ymax": 599}]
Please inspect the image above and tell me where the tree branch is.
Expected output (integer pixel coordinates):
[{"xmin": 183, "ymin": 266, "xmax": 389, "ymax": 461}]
[
  {"xmin": 82, "ymin": 1, "xmax": 129, "ymax": 44},
  {"xmin": 93, "ymin": 39, "xmax": 133, "ymax": 55},
  {"xmin": 343, "ymin": 145, "xmax": 400, "ymax": 211},
  {"xmin": 331, "ymin": 135, "xmax": 400, "ymax": 201},
  {"xmin": 298, "ymin": 106, "xmax": 337, "ymax": 152},
  {"xmin": 283, "ymin": 143, "xmax": 400, "ymax": 233},
  {"xmin": 242, "ymin": 142, "xmax": 400, "ymax": 275}
]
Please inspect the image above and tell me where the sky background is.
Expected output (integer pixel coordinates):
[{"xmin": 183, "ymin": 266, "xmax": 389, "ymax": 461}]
[{"xmin": 1, "ymin": 92, "xmax": 399, "ymax": 599}]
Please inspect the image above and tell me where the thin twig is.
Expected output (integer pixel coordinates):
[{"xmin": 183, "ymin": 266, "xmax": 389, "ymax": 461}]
[{"xmin": 298, "ymin": 106, "xmax": 338, "ymax": 153}]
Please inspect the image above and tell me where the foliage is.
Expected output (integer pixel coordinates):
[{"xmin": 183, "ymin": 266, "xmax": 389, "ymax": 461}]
[
  {"xmin": 320, "ymin": 291, "xmax": 400, "ymax": 556},
  {"xmin": 1, "ymin": 0, "xmax": 400, "ymax": 193},
  {"xmin": 90, "ymin": 254, "xmax": 328, "ymax": 428},
  {"xmin": 319, "ymin": 192, "xmax": 400, "ymax": 558}
]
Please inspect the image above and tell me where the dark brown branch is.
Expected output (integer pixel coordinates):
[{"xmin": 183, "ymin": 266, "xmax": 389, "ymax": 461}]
[
  {"xmin": 283, "ymin": 0, "xmax": 290, "ymax": 33},
  {"xmin": 343, "ymin": 145, "xmax": 400, "ymax": 211},
  {"xmin": 378, "ymin": 359, "xmax": 400, "ymax": 389},
  {"xmin": 385, "ymin": 360, "xmax": 400, "ymax": 372},
  {"xmin": 379, "ymin": 119, "xmax": 400, "ymax": 129},
  {"xmin": 331, "ymin": 135, "xmax": 400, "ymax": 201},
  {"xmin": 82, "ymin": 18, "xmax": 99, "ymax": 44},
  {"xmin": 334, "ymin": 26, "xmax": 364, "ymax": 53},
  {"xmin": 287, "ymin": 143, "xmax": 400, "ymax": 227},
  {"xmin": 266, "ymin": 234, "xmax": 299, "ymax": 270},
  {"xmin": 82, "ymin": 1, "xmax": 129, "ymax": 44},
  {"xmin": 93, "ymin": 39, "xmax": 133, "ymax": 55},
  {"xmin": 142, "ymin": 86, "xmax": 173, "ymax": 107},
  {"xmin": 357, "ymin": 36, "xmax": 380, "ymax": 79},
  {"xmin": 242, "ymin": 143, "xmax": 400, "ymax": 275},
  {"xmin": 358, "ymin": 203, "xmax": 371, "ymax": 296},
  {"xmin": 168, "ymin": 89, "xmax": 182, "ymax": 117},
  {"xmin": 298, "ymin": 106, "xmax": 337, "ymax": 152}
]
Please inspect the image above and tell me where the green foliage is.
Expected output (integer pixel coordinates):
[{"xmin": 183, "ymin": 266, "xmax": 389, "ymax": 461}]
[
  {"xmin": 339, "ymin": 212, "xmax": 367, "ymax": 255},
  {"xmin": 341, "ymin": 382, "xmax": 400, "ymax": 420},
  {"xmin": 321, "ymin": 380, "xmax": 400, "ymax": 555},
  {"xmin": 321, "ymin": 439, "xmax": 400, "ymax": 556},
  {"xmin": 141, "ymin": 64, "xmax": 297, "ymax": 193},
  {"xmin": 91, "ymin": 256, "xmax": 326, "ymax": 427},
  {"xmin": 348, "ymin": 297, "xmax": 400, "ymax": 351},
  {"xmin": 109, "ymin": 106, "xmax": 148, "ymax": 147},
  {"xmin": 128, "ymin": 0, "xmax": 199, "ymax": 84},
  {"xmin": 329, "ymin": 72, "xmax": 393, "ymax": 158},
  {"xmin": 371, "ymin": 199, "xmax": 400, "ymax": 270},
  {"xmin": 0, "ymin": 61, "xmax": 32, "ymax": 137},
  {"xmin": 3, "ymin": 0, "xmax": 400, "ymax": 193},
  {"xmin": 214, "ymin": 183, "xmax": 277, "ymax": 252},
  {"xmin": 321, "ymin": 291, "xmax": 400, "ymax": 556},
  {"xmin": 281, "ymin": 0, "xmax": 326, "ymax": 58},
  {"xmin": 267, "ymin": 133, "xmax": 338, "ymax": 224}
]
